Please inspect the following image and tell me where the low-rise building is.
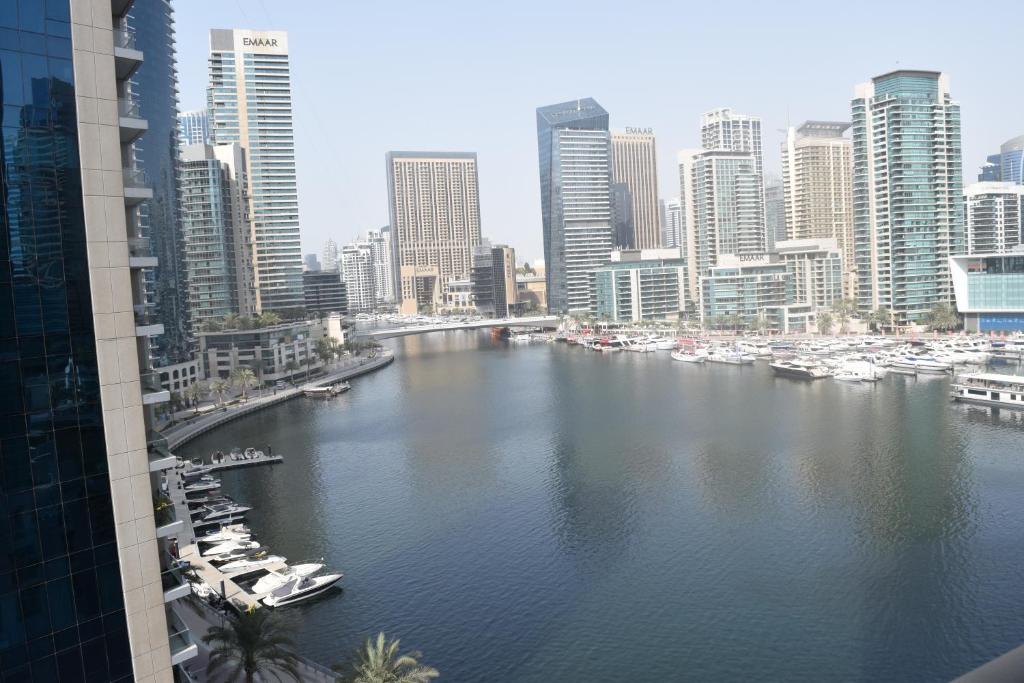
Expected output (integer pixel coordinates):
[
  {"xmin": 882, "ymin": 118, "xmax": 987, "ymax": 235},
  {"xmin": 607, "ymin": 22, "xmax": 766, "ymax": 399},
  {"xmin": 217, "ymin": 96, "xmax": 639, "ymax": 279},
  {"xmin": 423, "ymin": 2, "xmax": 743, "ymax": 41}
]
[
  {"xmin": 517, "ymin": 274, "xmax": 547, "ymax": 313},
  {"xmin": 304, "ymin": 270, "xmax": 348, "ymax": 315},
  {"xmin": 198, "ymin": 321, "xmax": 325, "ymax": 385},
  {"xmin": 472, "ymin": 243, "xmax": 520, "ymax": 316},
  {"xmin": 700, "ymin": 255, "xmax": 790, "ymax": 329},
  {"xmin": 593, "ymin": 248, "xmax": 687, "ymax": 322},
  {"xmin": 950, "ymin": 250, "xmax": 1024, "ymax": 332},
  {"xmin": 444, "ymin": 278, "xmax": 474, "ymax": 311}
]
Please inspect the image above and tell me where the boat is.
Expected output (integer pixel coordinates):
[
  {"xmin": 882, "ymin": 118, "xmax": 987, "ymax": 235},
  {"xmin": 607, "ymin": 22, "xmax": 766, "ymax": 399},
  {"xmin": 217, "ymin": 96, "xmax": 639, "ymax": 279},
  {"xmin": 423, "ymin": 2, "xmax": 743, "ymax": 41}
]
[
  {"xmin": 509, "ymin": 334, "xmax": 531, "ymax": 344},
  {"xmin": 950, "ymin": 373, "xmax": 1024, "ymax": 409},
  {"xmin": 198, "ymin": 502, "xmax": 252, "ymax": 523},
  {"xmin": 671, "ymin": 350, "xmax": 706, "ymax": 363},
  {"xmin": 770, "ymin": 359, "xmax": 831, "ymax": 379},
  {"xmin": 200, "ymin": 539, "xmax": 260, "ymax": 558},
  {"xmin": 706, "ymin": 349, "xmax": 755, "ymax": 365},
  {"xmin": 262, "ymin": 573, "xmax": 344, "ymax": 607},
  {"xmin": 890, "ymin": 354, "xmax": 951, "ymax": 374},
  {"xmin": 218, "ymin": 554, "xmax": 286, "ymax": 574},
  {"xmin": 832, "ymin": 372, "xmax": 863, "ymax": 382},
  {"xmin": 196, "ymin": 525, "xmax": 251, "ymax": 544},
  {"xmin": 251, "ymin": 562, "xmax": 325, "ymax": 594},
  {"xmin": 184, "ymin": 479, "xmax": 221, "ymax": 494},
  {"xmin": 331, "ymin": 382, "xmax": 351, "ymax": 395},
  {"xmin": 303, "ymin": 386, "xmax": 334, "ymax": 398}
]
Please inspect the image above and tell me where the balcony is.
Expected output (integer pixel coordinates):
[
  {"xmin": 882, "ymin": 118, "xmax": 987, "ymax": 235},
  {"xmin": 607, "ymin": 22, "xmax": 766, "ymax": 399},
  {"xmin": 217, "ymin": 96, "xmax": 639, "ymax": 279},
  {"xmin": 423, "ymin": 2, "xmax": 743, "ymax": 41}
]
[
  {"xmin": 122, "ymin": 167, "xmax": 153, "ymax": 207},
  {"xmin": 161, "ymin": 562, "xmax": 192, "ymax": 603},
  {"xmin": 128, "ymin": 236, "xmax": 158, "ymax": 269},
  {"xmin": 134, "ymin": 305, "xmax": 165, "ymax": 337},
  {"xmin": 117, "ymin": 97, "xmax": 147, "ymax": 143},
  {"xmin": 141, "ymin": 371, "xmax": 171, "ymax": 406},
  {"xmin": 112, "ymin": 29, "xmax": 143, "ymax": 80},
  {"xmin": 147, "ymin": 432, "xmax": 177, "ymax": 472},
  {"xmin": 167, "ymin": 610, "xmax": 199, "ymax": 666},
  {"xmin": 110, "ymin": 0, "xmax": 135, "ymax": 17}
]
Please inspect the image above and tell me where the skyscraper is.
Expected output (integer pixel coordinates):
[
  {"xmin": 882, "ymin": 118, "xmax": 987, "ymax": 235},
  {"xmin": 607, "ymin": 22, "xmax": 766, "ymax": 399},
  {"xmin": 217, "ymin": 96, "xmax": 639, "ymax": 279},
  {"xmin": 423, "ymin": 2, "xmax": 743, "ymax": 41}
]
[
  {"xmin": 611, "ymin": 128, "xmax": 660, "ymax": 249},
  {"xmin": 764, "ymin": 177, "xmax": 786, "ymax": 250},
  {"xmin": 998, "ymin": 135, "xmax": 1024, "ymax": 184},
  {"xmin": 385, "ymin": 152, "xmax": 482, "ymax": 313},
  {"xmin": 179, "ymin": 143, "xmax": 256, "ymax": 329},
  {"xmin": 964, "ymin": 182, "xmax": 1024, "ymax": 253},
  {"xmin": 611, "ymin": 183, "xmax": 634, "ymax": 248},
  {"xmin": 177, "ymin": 108, "xmax": 209, "ymax": 146},
  {"xmin": 367, "ymin": 228, "xmax": 395, "ymax": 306},
  {"xmin": 1, "ymin": 0, "xmax": 197, "ymax": 678},
  {"xmin": 208, "ymin": 29, "xmax": 304, "ymax": 312},
  {"xmin": 851, "ymin": 70, "xmax": 964, "ymax": 324},
  {"xmin": 129, "ymin": 0, "xmax": 189, "ymax": 364},
  {"xmin": 322, "ymin": 238, "xmax": 339, "ymax": 272},
  {"xmin": 701, "ymin": 108, "xmax": 764, "ymax": 177},
  {"xmin": 677, "ymin": 149, "xmax": 702, "ymax": 309},
  {"xmin": 341, "ymin": 242, "xmax": 376, "ymax": 313},
  {"xmin": 536, "ymin": 98, "xmax": 613, "ymax": 314},
  {"xmin": 660, "ymin": 198, "xmax": 683, "ymax": 248},
  {"xmin": 781, "ymin": 121, "xmax": 855, "ymax": 297}
]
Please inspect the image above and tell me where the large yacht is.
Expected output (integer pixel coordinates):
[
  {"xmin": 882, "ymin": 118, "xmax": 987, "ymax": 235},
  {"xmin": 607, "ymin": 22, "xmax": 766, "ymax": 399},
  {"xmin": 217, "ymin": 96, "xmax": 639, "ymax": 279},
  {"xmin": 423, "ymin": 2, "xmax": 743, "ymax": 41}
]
[
  {"xmin": 950, "ymin": 373, "xmax": 1024, "ymax": 409},
  {"xmin": 769, "ymin": 358, "xmax": 831, "ymax": 379},
  {"xmin": 262, "ymin": 572, "xmax": 344, "ymax": 607}
]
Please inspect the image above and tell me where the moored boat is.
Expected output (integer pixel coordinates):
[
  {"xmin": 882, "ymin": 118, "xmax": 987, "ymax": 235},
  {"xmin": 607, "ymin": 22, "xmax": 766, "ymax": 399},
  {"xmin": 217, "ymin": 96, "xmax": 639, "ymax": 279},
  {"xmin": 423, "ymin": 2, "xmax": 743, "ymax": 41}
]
[
  {"xmin": 770, "ymin": 359, "xmax": 831, "ymax": 379},
  {"xmin": 950, "ymin": 373, "xmax": 1024, "ymax": 409},
  {"xmin": 262, "ymin": 573, "xmax": 343, "ymax": 607}
]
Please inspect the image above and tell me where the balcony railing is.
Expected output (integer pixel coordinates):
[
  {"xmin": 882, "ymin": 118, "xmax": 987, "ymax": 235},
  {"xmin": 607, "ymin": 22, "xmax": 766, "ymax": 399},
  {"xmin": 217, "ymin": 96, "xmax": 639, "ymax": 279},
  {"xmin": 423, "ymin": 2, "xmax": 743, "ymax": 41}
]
[
  {"xmin": 140, "ymin": 371, "xmax": 165, "ymax": 394},
  {"xmin": 134, "ymin": 304, "xmax": 160, "ymax": 328},
  {"xmin": 127, "ymin": 236, "xmax": 151, "ymax": 258},
  {"xmin": 117, "ymin": 96, "xmax": 142, "ymax": 118},
  {"xmin": 113, "ymin": 28, "xmax": 136, "ymax": 50},
  {"xmin": 122, "ymin": 167, "xmax": 149, "ymax": 188},
  {"xmin": 167, "ymin": 610, "xmax": 198, "ymax": 665}
]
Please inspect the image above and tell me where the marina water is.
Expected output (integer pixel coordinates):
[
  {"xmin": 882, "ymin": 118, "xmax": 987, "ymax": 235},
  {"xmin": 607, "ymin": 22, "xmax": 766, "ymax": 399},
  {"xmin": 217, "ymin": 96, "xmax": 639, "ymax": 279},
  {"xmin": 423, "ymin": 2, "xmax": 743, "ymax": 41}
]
[{"xmin": 178, "ymin": 332, "xmax": 1024, "ymax": 681}]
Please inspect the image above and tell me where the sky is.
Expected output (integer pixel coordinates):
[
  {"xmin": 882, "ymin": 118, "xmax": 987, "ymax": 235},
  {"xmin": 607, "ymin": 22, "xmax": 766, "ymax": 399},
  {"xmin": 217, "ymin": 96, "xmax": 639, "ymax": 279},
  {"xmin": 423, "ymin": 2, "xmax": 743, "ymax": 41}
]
[{"xmin": 173, "ymin": 0, "xmax": 1024, "ymax": 264}]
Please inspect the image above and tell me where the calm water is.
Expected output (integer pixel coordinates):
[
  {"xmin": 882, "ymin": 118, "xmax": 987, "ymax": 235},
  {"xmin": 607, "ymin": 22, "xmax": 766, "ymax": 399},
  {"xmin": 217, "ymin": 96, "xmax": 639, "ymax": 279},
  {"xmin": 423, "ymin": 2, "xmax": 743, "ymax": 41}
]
[{"xmin": 179, "ymin": 333, "xmax": 1024, "ymax": 682}]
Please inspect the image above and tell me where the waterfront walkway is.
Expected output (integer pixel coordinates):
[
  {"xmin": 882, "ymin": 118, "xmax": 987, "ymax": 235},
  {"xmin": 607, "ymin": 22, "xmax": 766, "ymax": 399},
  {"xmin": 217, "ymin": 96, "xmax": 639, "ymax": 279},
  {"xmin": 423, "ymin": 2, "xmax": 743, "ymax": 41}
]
[{"xmin": 163, "ymin": 353, "xmax": 394, "ymax": 451}]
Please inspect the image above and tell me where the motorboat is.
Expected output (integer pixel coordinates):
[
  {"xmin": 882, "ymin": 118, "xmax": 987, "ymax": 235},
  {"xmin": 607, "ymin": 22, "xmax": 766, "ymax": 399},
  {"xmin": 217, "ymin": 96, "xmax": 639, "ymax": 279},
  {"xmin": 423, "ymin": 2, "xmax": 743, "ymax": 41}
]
[
  {"xmin": 218, "ymin": 554, "xmax": 286, "ymax": 574},
  {"xmin": 182, "ymin": 466, "xmax": 212, "ymax": 481},
  {"xmin": 770, "ymin": 359, "xmax": 831, "ymax": 379},
  {"xmin": 184, "ymin": 479, "xmax": 221, "ymax": 494},
  {"xmin": 509, "ymin": 334, "xmax": 531, "ymax": 344},
  {"xmin": 262, "ymin": 573, "xmax": 343, "ymax": 607},
  {"xmin": 251, "ymin": 562, "xmax": 325, "ymax": 594},
  {"xmin": 890, "ymin": 354, "xmax": 951, "ymax": 374},
  {"xmin": 705, "ymin": 349, "xmax": 755, "ymax": 365},
  {"xmin": 196, "ymin": 525, "xmax": 251, "ymax": 544},
  {"xmin": 200, "ymin": 539, "xmax": 261, "ymax": 558},
  {"xmin": 198, "ymin": 502, "xmax": 251, "ymax": 523},
  {"xmin": 950, "ymin": 373, "xmax": 1024, "ymax": 409},
  {"xmin": 671, "ymin": 350, "xmax": 706, "ymax": 363}
]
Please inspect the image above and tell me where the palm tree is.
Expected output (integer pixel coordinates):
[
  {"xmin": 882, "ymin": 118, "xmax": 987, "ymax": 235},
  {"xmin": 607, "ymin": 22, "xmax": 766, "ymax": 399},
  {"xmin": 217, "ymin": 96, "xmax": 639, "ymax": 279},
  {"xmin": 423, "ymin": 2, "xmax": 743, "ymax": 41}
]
[
  {"xmin": 209, "ymin": 378, "xmax": 230, "ymax": 407},
  {"xmin": 257, "ymin": 310, "xmax": 282, "ymax": 328},
  {"xmin": 284, "ymin": 360, "xmax": 300, "ymax": 383},
  {"xmin": 184, "ymin": 382, "xmax": 207, "ymax": 415},
  {"xmin": 203, "ymin": 608, "xmax": 301, "ymax": 683},
  {"xmin": 230, "ymin": 368, "xmax": 258, "ymax": 402},
  {"xmin": 334, "ymin": 632, "xmax": 438, "ymax": 683},
  {"xmin": 831, "ymin": 298, "xmax": 856, "ymax": 334},
  {"xmin": 315, "ymin": 337, "xmax": 335, "ymax": 368},
  {"xmin": 924, "ymin": 302, "xmax": 960, "ymax": 332},
  {"xmin": 816, "ymin": 311, "xmax": 833, "ymax": 336},
  {"xmin": 869, "ymin": 307, "xmax": 892, "ymax": 334},
  {"xmin": 222, "ymin": 313, "xmax": 241, "ymax": 330}
]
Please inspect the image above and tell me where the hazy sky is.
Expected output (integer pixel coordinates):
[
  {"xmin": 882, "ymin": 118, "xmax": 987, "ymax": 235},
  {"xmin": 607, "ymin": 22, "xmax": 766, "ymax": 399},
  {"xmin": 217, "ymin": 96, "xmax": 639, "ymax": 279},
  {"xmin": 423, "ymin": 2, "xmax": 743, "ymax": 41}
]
[{"xmin": 174, "ymin": 0, "xmax": 1023, "ymax": 264}]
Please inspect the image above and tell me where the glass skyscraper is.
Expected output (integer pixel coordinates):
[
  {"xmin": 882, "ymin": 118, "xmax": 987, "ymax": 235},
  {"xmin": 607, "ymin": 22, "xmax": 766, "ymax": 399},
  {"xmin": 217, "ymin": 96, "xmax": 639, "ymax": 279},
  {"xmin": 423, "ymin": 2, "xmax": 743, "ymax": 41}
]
[
  {"xmin": 208, "ymin": 29, "xmax": 304, "ymax": 313},
  {"xmin": 536, "ymin": 98, "xmax": 612, "ymax": 314},
  {"xmin": 998, "ymin": 135, "xmax": 1024, "ymax": 185},
  {"xmin": 177, "ymin": 109, "xmax": 209, "ymax": 146},
  {"xmin": 851, "ymin": 70, "xmax": 964, "ymax": 325}
]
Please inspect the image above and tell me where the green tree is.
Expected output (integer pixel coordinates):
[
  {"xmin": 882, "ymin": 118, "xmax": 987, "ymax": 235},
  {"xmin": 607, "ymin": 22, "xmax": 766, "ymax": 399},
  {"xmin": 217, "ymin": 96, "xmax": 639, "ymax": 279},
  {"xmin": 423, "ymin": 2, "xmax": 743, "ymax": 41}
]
[
  {"xmin": 200, "ymin": 319, "xmax": 223, "ymax": 333},
  {"xmin": 230, "ymin": 368, "xmax": 258, "ymax": 402},
  {"xmin": 183, "ymin": 382, "xmax": 207, "ymax": 415},
  {"xmin": 869, "ymin": 307, "xmax": 892, "ymax": 333},
  {"xmin": 816, "ymin": 311, "xmax": 833, "ymax": 336},
  {"xmin": 924, "ymin": 302, "xmax": 961, "ymax": 332},
  {"xmin": 238, "ymin": 316, "xmax": 256, "ymax": 330},
  {"xmin": 334, "ymin": 632, "xmax": 438, "ymax": 683},
  {"xmin": 831, "ymin": 298, "xmax": 857, "ymax": 334},
  {"xmin": 203, "ymin": 608, "xmax": 301, "ymax": 683},
  {"xmin": 257, "ymin": 311, "xmax": 282, "ymax": 328},
  {"xmin": 284, "ymin": 360, "xmax": 300, "ymax": 382},
  {"xmin": 209, "ymin": 378, "xmax": 230, "ymax": 406},
  {"xmin": 222, "ymin": 313, "xmax": 241, "ymax": 330},
  {"xmin": 315, "ymin": 337, "xmax": 336, "ymax": 367}
]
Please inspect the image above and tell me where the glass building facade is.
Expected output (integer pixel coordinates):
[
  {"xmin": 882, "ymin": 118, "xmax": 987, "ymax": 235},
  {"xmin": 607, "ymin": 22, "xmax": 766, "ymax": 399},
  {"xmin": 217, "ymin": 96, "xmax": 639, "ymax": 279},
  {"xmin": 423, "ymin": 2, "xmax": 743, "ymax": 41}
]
[
  {"xmin": 951, "ymin": 253, "xmax": 1024, "ymax": 332},
  {"xmin": 1, "ymin": 1, "xmax": 133, "ymax": 679}
]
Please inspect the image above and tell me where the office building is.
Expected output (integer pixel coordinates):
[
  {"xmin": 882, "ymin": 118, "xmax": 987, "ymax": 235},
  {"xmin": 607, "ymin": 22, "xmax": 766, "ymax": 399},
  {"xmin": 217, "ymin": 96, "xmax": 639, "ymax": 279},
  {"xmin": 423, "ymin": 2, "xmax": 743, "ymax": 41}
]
[
  {"xmin": 199, "ymin": 321, "xmax": 324, "ymax": 383},
  {"xmin": 765, "ymin": 177, "xmax": 785, "ymax": 250},
  {"xmin": 660, "ymin": 198, "xmax": 683, "ymax": 248},
  {"xmin": 611, "ymin": 128, "xmax": 660, "ymax": 248},
  {"xmin": 517, "ymin": 273, "xmax": 548, "ymax": 312},
  {"xmin": 851, "ymin": 70, "xmax": 964, "ymax": 325},
  {"xmin": 385, "ymin": 152, "xmax": 482, "ymax": 313},
  {"xmin": 978, "ymin": 154, "xmax": 1002, "ymax": 182},
  {"xmin": 781, "ymin": 121, "xmax": 855, "ymax": 297},
  {"xmin": 341, "ymin": 241, "xmax": 375, "ymax": 313},
  {"xmin": 964, "ymin": 183, "xmax": 1024, "ymax": 254},
  {"xmin": 611, "ymin": 183, "xmax": 635, "ymax": 248},
  {"xmin": 593, "ymin": 249, "xmax": 687, "ymax": 322},
  {"xmin": 0, "ymin": 0, "xmax": 200, "ymax": 679},
  {"xmin": 179, "ymin": 143, "xmax": 256, "ymax": 330},
  {"xmin": 997, "ymin": 136, "xmax": 1024, "ymax": 184},
  {"xmin": 177, "ymin": 108, "xmax": 209, "ymax": 146},
  {"xmin": 536, "ymin": 98, "xmax": 613, "ymax": 314},
  {"xmin": 304, "ymin": 254, "xmax": 321, "ymax": 271},
  {"xmin": 471, "ymin": 243, "xmax": 519, "ymax": 317},
  {"xmin": 130, "ymin": 0, "xmax": 189, "ymax": 364},
  {"xmin": 445, "ymin": 279, "xmax": 474, "ymax": 310},
  {"xmin": 303, "ymin": 271, "xmax": 348, "ymax": 314},
  {"xmin": 677, "ymin": 149, "xmax": 702, "ymax": 309},
  {"xmin": 322, "ymin": 238, "xmax": 339, "ymax": 272},
  {"xmin": 208, "ymin": 29, "xmax": 304, "ymax": 312},
  {"xmin": 950, "ymin": 250, "xmax": 1024, "ymax": 332},
  {"xmin": 367, "ymin": 227, "xmax": 395, "ymax": 306},
  {"xmin": 701, "ymin": 108, "xmax": 764, "ymax": 177}
]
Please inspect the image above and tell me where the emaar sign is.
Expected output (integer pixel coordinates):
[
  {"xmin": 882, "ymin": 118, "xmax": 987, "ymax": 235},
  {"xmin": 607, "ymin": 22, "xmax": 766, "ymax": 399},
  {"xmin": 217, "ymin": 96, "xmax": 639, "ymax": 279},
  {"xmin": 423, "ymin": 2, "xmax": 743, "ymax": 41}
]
[{"xmin": 232, "ymin": 30, "xmax": 288, "ymax": 54}]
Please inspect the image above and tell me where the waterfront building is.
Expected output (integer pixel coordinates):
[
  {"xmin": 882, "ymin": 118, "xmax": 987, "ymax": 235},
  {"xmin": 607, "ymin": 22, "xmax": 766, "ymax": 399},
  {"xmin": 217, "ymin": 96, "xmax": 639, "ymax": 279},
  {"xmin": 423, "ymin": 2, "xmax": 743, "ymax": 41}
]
[
  {"xmin": 445, "ymin": 278, "xmax": 474, "ymax": 310},
  {"xmin": 851, "ymin": 70, "xmax": 964, "ymax": 325},
  {"xmin": 593, "ymin": 249, "xmax": 687, "ymax": 322},
  {"xmin": 198, "ymin": 321, "xmax": 324, "ymax": 383},
  {"xmin": 701, "ymin": 108, "xmax": 764, "ymax": 177},
  {"xmin": 179, "ymin": 143, "xmax": 257, "ymax": 330},
  {"xmin": 765, "ymin": 176, "xmax": 785, "ymax": 250},
  {"xmin": 385, "ymin": 151, "xmax": 482, "ymax": 313},
  {"xmin": 323, "ymin": 238, "xmax": 339, "ymax": 272},
  {"xmin": 781, "ymin": 121, "xmax": 855, "ymax": 297},
  {"xmin": 536, "ymin": 98, "xmax": 613, "ymax": 314},
  {"xmin": 471, "ymin": 243, "xmax": 519, "ymax": 317},
  {"xmin": 304, "ymin": 254, "xmax": 321, "ymax": 271},
  {"xmin": 517, "ymin": 273, "xmax": 548, "ymax": 312},
  {"xmin": 677, "ymin": 149, "xmax": 702, "ymax": 309},
  {"xmin": 303, "ymin": 271, "xmax": 348, "ymax": 314},
  {"xmin": 341, "ymin": 241, "xmax": 376, "ymax": 313},
  {"xmin": 0, "ymin": 0, "xmax": 200, "ymax": 677},
  {"xmin": 130, "ymin": 0, "xmax": 190, "ymax": 364},
  {"xmin": 700, "ymin": 255, "xmax": 790, "ymax": 329},
  {"xmin": 950, "ymin": 250, "xmax": 1024, "ymax": 332},
  {"xmin": 998, "ymin": 136, "xmax": 1024, "ymax": 184},
  {"xmin": 774, "ymin": 239, "xmax": 844, "ymax": 309},
  {"xmin": 964, "ymin": 183, "xmax": 1024, "ymax": 254},
  {"xmin": 208, "ymin": 29, "xmax": 304, "ymax": 312},
  {"xmin": 660, "ymin": 198, "xmax": 683, "ymax": 248},
  {"xmin": 611, "ymin": 182, "xmax": 635, "ymax": 249},
  {"xmin": 612, "ymin": 128, "xmax": 660, "ymax": 249},
  {"xmin": 367, "ymin": 227, "xmax": 395, "ymax": 306},
  {"xmin": 178, "ymin": 108, "xmax": 209, "ymax": 146}
]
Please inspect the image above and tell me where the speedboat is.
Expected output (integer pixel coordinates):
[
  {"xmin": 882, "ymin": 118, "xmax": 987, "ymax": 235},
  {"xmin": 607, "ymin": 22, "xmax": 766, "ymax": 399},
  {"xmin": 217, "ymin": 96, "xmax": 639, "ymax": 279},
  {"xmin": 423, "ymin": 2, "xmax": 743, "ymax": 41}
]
[
  {"xmin": 891, "ymin": 354, "xmax": 951, "ymax": 374},
  {"xmin": 251, "ymin": 562, "xmax": 325, "ymax": 594},
  {"xmin": 196, "ymin": 525, "xmax": 251, "ymax": 544},
  {"xmin": 198, "ymin": 503, "xmax": 251, "ymax": 523},
  {"xmin": 770, "ymin": 359, "xmax": 831, "ymax": 379},
  {"xmin": 218, "ymin": 554, "xmax": 286, "ymax": 574},
  {"xmin": 184, "ymin": 479, "xmax": 221, "ymax": 494},
  {"xmin": 262, "ymin": 573, "xmax": 343, "ymax": 608},
  {"xmin": 671, "ymin": 350, "xmax": 706, "ymax": 363},
  {"xmin": 200, "ymin": 539, "xmax": 261, "ymax": 558},
  {"xmin": 706, "ymin": 349, "xmax": 755, "ymax": 365}
]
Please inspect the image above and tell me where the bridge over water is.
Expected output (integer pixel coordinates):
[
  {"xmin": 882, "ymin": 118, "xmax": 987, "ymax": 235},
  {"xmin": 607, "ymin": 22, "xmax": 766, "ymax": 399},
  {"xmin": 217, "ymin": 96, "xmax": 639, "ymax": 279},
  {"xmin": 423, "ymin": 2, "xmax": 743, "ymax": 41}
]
[{"xmin": 356, "ymin": 315, "xmax": 560, "ymax": 340}]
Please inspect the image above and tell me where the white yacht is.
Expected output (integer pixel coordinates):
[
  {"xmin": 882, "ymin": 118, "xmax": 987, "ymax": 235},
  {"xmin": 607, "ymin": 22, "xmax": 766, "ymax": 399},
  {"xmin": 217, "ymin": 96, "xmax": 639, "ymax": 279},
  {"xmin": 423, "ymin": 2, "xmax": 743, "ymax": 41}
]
[
  {"xmin": 671, "ymin": 350, "xmax": 706, "ymax": 363},
  {"xmin": 200, "ymin": 539, "xmax": 260, "ymax": 558},
  {"xmin": 198, "ymin": 502, "xmax": 252, "ymax": 523},
  {"xmin": 770, "ymin": 358, "xmax": 831, "ymax": 379},
  {"xmin": 950, "ymin": 373, "xmax": 1024, "ymax": 409},
  {"xmin": 196, "ymin": 525, "xmax": 250, "ymax": 544},
  {"xmin": 251, "ymin": 562, "xmax": 325, "ymax": 595},
  {"xmin": 706, "ymin": 348, "xmax": 755, "ymax": 365},
  {"xmin": 218, "ymin": 554, "xmax": 285, "ymax": 574},
  {"xmin": 890, "ymin": 354, "xmax": 951, "ymax": 374},
  {"xmin": 184, "ymin": 479, "xmax": 221, "ymax": 494},
  {"xmin": 262, "ymin": 573, "xmax": 343, "ymax": 607}
]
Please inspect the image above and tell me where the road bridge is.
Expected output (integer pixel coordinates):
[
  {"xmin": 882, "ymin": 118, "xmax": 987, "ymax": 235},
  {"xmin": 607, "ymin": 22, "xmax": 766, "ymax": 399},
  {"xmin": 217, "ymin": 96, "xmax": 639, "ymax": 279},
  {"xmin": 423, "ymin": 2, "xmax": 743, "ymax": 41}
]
[{"xmin": 357, "ymin": 316, "xmax": 559, "ymax": 340}]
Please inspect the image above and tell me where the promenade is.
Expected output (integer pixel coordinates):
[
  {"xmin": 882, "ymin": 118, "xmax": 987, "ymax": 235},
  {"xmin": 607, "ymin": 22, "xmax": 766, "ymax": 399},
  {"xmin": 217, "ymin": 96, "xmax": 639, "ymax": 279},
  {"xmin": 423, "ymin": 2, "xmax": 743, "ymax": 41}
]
[{"xmin": 163, "ymin": 352, "xmax": 394, "ymax": 451}]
